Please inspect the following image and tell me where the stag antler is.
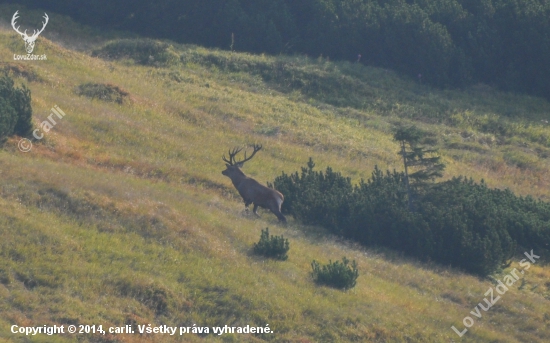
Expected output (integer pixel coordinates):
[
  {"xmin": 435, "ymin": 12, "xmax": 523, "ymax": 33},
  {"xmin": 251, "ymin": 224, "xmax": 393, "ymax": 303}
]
[
  {"xmin": 222, "ymin": 144, "xmax": 262, "ymax": 166},
  {"xmin": 11, "ymin": 11, "xmax": 26, "ymax": 37},
  {"xmin": 11, "ymin": 11, "xmax": 48, "ymax": 40},
  {"xmin": 222, "ymin": 146, "xmax": 244, "ymax": 166},
  {"xmin": 32, "ymin": 13, "xmax": 49, "ymax": 39}
]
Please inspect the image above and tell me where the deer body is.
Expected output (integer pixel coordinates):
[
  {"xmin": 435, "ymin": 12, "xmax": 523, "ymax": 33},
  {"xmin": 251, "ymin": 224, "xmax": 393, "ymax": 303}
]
[{"xmin": 222, "ymin": 145, "xmax": 286, "ymax": 223}]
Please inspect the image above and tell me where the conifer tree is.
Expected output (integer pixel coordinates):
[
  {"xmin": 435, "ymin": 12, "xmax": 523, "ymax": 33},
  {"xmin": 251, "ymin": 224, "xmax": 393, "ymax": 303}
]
[{"xmin": 393, "ymin": 125, "xmax": 445, "ymax": 209}]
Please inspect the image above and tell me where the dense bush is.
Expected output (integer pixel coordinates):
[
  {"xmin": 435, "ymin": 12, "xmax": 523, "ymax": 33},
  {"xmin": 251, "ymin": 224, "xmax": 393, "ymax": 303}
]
[
  {"xmin": 253, "ymin": 228, "xmax": 290, "ymax": 261},
  {"xmin": 274, "ymin": 160, "xmax": 550, "ymax": 276},
  {"xmin": 21, "ymin": 0, "xmax": 550, "ymax": 99},
  {"xmin": 0, "ymin": 75, "xmax": 33, "ymax": 140},
  {"xmin": 92, "ymin": 39, "xmax": 180, "ymax": 67},
  {"xmin": 76, "ymin": 83, "xmax": 129, "ymax": 104},
  {"xmin": 311, "ymin": 257, "xmax": 359, "ymax": 290},
  {"xmin": 0, "ymin": 98, "xmax": 17, "ymax": 140}
]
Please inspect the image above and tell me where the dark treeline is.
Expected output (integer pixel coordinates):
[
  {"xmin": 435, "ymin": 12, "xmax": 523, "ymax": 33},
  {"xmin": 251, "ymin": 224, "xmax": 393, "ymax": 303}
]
[{"xmin": 19, "ymin": 0, "xmax": 550, "ymax": 99}]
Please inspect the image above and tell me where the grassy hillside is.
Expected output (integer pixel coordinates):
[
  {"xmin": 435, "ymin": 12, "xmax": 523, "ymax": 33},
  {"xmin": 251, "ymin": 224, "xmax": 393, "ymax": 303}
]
[{"xmin": 1, "ymin": 6, "xmax": 549, "ymax": 342}]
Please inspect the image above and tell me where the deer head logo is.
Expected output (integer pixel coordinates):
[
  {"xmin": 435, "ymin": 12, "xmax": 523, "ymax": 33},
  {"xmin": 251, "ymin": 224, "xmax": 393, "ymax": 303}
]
[{"xmin": 11, "ymin": 11, "xmax": 49, "ymax": 54}]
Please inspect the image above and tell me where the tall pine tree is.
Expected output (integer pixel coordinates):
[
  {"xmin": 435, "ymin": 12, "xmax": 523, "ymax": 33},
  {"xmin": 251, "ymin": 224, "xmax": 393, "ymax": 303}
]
[{"xmin": 393, "ymin": 125, "xmax": 445, "ymax": 210}]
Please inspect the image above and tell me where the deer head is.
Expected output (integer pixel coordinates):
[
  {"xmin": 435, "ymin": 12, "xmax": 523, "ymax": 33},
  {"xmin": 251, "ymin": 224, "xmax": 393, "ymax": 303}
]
[
  {"xmin": 12, "ymin": 11, "xmax": 49, "ymax": 54},
  {"xmin": 221, "ymin": 144, "xmax": 262, "ymax": 177}
]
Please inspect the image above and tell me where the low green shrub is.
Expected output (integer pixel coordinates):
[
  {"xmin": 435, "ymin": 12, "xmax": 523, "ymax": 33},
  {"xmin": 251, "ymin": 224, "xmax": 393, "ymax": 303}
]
[
  {"xmin": 0, "ymin": 74, "xmax": 33, "ymax": 140},
  {"xmin": 253, "ymin": 228, "xmax": 289, "ymax": 260},
  {"xmin": 0, "ymin": 97, "xmax": 17, "ymax": 140},
  {"xmin": 76, "ymin": 83, "xmax": 129, "ymax": 104},
  {"xmin": 92, "ymin": 39, "xmax": 180, "ymax": 67},
  {"xmin": 311, "ymin": 257, "xmax": 358, "ymax": 290},
  {"xmin": 274, "ymin": 159, "xmax": 550, "ymax": 276},
  {"xmin": 2, "ymin": 63, "xmax": 43, "ymax": 82}
]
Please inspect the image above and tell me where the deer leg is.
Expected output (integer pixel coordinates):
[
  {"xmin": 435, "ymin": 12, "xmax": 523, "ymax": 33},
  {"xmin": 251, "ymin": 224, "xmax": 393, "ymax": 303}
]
[
  {"xmin": 252, "ymin": 204, "xmax": 261, "ymax": 217},
  {"xmin": 270, "ymin": 207, "xmax": 287, "ymax": 223},
  {"xmin": 276, "ymin": 212, "xmax": 287, "ymax": 223},
  {"xmin": 270, "ymin": 200, "xmax": 287, "ymax": 223}
]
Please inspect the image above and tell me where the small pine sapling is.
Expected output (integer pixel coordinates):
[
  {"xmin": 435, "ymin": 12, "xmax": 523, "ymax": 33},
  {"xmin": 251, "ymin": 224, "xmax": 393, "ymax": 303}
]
[
  {"xmin": 253, "ymin": 228, "xmax": 289, "ymax": 260},
  {"xmin": 311, "ymin": 257, "xmax": 358, "ymax": 290}
]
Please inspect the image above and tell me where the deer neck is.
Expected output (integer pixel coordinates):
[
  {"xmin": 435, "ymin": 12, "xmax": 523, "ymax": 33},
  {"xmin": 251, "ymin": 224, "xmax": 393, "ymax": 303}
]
[{"xmin": 230, "ymin": 169, "xmax": 248, "ymax": 188}]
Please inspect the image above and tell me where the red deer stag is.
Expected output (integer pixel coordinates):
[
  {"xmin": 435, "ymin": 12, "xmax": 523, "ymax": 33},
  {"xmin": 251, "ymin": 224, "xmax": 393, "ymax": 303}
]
[{"xmin": 221, "ymin": 144, "xmax": 286, "ymax": 223}]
